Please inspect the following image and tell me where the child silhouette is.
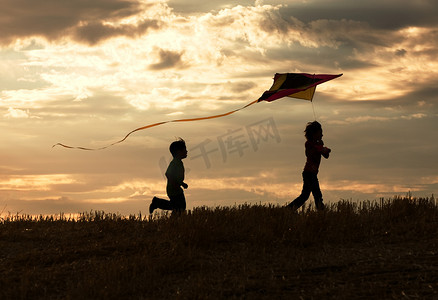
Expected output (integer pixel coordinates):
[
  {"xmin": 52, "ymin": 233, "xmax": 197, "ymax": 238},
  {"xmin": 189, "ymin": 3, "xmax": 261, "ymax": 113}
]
[
  {"xmin": 287, "ymin": 121, "xmax": 331, "ymax": 211},
  {"xmin": 150, "ymin": 138, "xmax": 188, "ymax": 214}
]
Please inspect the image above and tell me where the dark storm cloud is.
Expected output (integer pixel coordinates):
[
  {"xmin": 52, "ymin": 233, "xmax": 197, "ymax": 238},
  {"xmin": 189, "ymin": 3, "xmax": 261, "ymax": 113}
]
[
  {"xmin": 168, "ymin": 0, "xmax": 438, "ymax": 30},
  {"xmin": 259, "ymin": 13, "xmax": 400, "ymax": 51},
  {"xmin": 149, "ymin": 49, "xmax": 186, "ymax": 70},
  {"xmin": 395, "ymin": 49, "xmax": 407, "ymax": 57},
  {"xmin": 0, "ymin": 0, "xmax": 161, "ymax": 46},
  {"xmin": 229, "ymin": 81, "xmax": 257, "ymax": 93},
  {"xmin": 396, "ymin": 83, "xmax": 438, "ymax": 112},
  {"xmin": 279, "ymin": 0, "xmax": 438, "ymax": 29},
  {"xmin": 323, "ymin": 77, "xmax": 438, "ymax": 114},
  {"xmin": 72, "ymin": 19, "xmax": 160, "ymax": 45},
  {"xmin": 265, "ymin": 45, "xmax": 377, "ymax": 71}
]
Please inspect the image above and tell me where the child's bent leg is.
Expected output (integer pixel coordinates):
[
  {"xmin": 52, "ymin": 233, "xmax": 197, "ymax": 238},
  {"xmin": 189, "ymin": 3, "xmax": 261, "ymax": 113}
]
[
  {"xmin": 288, "ymin": 194, "xmax": 308, "ymax": 210},
  {"xmin": 310, "ymin": 176, "xmax": 325, "ymax": 210},
  {"xmin": 288, "ymin": 172, "xmax": 312, "ymax": 210},
  {"xmin": 150, "ymin": 196, "xmax": 173, "ymax": 212}
]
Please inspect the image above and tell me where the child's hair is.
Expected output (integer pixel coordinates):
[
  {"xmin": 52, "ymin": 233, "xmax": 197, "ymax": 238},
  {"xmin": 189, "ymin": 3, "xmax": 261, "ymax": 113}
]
[
  {"xmin": 304, "ymin": 121, "xmax": 322, "ymax": 140},
  {"xmin": 169, "ymin": 138, "xmax": 186, "ymax": 157}
]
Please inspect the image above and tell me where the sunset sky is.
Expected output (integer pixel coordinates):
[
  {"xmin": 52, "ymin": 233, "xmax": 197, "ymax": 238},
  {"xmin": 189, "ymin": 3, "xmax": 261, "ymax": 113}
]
[{"xmin": 1, "ymin": 0, "xmax": 437, "ymax": 215}]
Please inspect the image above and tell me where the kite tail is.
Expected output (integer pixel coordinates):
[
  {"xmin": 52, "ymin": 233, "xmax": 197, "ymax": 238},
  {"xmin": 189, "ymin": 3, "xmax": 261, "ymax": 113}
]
[{"xmin": 52, "ymin": 99, "xmax": 259, "ymax": 151}]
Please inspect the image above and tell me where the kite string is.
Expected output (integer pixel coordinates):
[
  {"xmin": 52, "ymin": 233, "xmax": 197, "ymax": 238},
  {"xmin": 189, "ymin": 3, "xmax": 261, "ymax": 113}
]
[
  {"xmin": 311, "ymin": 100, "xmax": 318, "ymax": 121},
  {"xmin": 311, "ymin": 73, "xmax": 318, "ymax": 121}
]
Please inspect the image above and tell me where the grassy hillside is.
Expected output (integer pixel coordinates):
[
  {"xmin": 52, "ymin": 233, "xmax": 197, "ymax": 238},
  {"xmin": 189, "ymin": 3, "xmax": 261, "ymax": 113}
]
[{"xmin": 1, "ymin": 196, "xmax": 437, "ymax": 299}]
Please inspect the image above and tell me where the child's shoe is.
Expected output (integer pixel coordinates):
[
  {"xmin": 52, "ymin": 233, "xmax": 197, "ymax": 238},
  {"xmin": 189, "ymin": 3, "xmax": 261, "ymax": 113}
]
[
  {"xmin": 286, "ymin": 202, "xmax": 299, "ymax": 211},
  {"xmin": 315, "ymin": 201, "xmax": 325, "ymax": 211}
]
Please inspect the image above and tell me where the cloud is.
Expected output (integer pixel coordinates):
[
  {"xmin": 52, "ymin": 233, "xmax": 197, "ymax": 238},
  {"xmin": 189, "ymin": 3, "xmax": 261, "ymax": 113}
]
[
  {"xmin": 328, "ymin": 113, "xmax": 428, "ymax": 125},
  {"xmin": 229, "ymin": 81, "xmax": 257, "ymax": 93},
  {"xmin": 149, "ymin": 48, "xmax": 186, "ymax": 70},
  {"xmin": 279, "ymin": 0, "xmax": 438, "ymax": 30},
  {"xmin": 0, "ymin": 0, "xmax": 162, "ymax": 46},
  {"xmin": 0, "ymin": 174, "xmax": 76, "ymax": 191},
  {"xmin": 72, "ymin": 19, "xmax": 160, "ymax": 45},
  {"xmin": 395, "ymin": 49, "xmax": 407, "ymax": 57},
  {"xmin": 4, "ymin": 107, "xmax": 30, "ymax": 119}
]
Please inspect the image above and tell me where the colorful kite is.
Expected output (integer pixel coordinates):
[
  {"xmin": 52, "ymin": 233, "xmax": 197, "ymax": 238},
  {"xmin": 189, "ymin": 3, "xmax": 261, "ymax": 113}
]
[
  {"xmin": 258, "ymin": 73, "xmax": 342, "ymax": 102},
  {"xmin": 53, "ymin": 72, "xmax": 342, "ymax": 150}
]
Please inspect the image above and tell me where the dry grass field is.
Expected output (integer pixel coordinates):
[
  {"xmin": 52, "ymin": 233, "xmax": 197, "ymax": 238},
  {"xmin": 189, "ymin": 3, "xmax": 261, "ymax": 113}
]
[{"xmin": 1, "ymin": 196, "xmax": 437, "ymax": 299}]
